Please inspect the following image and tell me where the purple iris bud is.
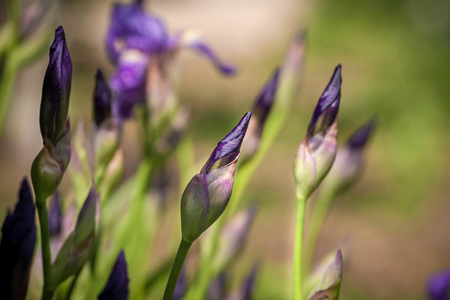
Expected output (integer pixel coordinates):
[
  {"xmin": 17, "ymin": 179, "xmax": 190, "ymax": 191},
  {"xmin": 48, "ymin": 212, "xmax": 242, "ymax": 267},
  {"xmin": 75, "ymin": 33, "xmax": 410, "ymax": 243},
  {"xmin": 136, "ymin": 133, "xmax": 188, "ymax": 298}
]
[
  {"xmin": 49, "ymin": 191, "xmax": 63, "ymax": 237},
  {"xmin": 94, "ymin": 69, "xmax": 113, "ymax": 126},
  {"xmin": 106, "ymin": 1, "xmax": 168, "ymax": 63},
  {"xmin": 181, "ymin": 112, "xmax": 251, "ymax": 243},
  {"xmin": 326, "ymin": 118, "xmax": 377, "ymax": 194},
  {"xmin": 294, "ymin": 65, "xmax": 342, "ymax": 199},
  {"xmin": 307, "ymin": 249, "xmax": 343, "ymax": 300},
  {"xmin": 173, "ymin": 267, "xmax": 187, "ymax": 300},
  {"xmin": 40, "ymin": 25, "xmax": 72, "ymax": 145},
  {"xmin": 241, "ymin": 68, "xmax": 281, "ymax": 162},
  {"xmin": 0, "ymin": 178, "xmax": 36, "ymax": 300},
  {"xmin": 110, "ymin": 50, "xmax": 149, "ymax": 119},
  {"xmin": 428, "ymin": 270, "xmax": 450, "ymax": 300},
  {"xmin": 188, "ymin": 41, "xmax": 236, "ymax": 76},
  {"xmin": 98, "ymin": 250, "xmax": 129, "ymax": 300}
]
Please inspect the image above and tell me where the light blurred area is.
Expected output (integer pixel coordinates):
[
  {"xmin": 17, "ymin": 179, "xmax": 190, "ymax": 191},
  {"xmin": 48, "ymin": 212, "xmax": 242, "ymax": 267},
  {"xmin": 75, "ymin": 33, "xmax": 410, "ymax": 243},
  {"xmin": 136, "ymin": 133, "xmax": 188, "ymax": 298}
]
[{"xmin": 1, "ymin": 0, "xmax": 450, "ymax": 299}]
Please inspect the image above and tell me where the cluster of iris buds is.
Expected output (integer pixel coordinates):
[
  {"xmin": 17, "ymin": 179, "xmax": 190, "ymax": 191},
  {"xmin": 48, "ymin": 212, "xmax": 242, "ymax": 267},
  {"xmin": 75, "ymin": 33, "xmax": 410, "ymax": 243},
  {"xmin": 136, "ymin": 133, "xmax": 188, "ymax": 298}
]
[{"xmin": 1, "ymin": 0, "xmax": 448, "ymax": 300}]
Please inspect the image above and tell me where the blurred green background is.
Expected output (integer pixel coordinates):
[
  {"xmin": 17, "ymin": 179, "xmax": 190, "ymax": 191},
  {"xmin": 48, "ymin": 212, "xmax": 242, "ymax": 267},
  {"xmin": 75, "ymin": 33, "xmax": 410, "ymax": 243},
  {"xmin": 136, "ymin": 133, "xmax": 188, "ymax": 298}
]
[{"xmin": 1, "ymin": 0, "xmax": 450, "ymax": 299}]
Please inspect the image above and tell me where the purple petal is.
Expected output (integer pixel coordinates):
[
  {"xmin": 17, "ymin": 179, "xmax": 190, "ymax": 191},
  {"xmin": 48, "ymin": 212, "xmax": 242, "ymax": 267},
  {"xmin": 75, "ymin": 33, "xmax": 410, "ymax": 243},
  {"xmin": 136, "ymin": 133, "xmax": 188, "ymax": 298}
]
[
  {"xmin": 110, "ymin": 51, "xmax": 149, "ymax": 119},
  {"xmin": 40, "ymin": 26, "xmax": 72, "ymax": 144},
  {"xmin": 203, "ymin": 112, "xmax": 251, "ymax": 173},
  {"xmin": 93, "ymin": 69, "xmax": 113, "ymax": 126},
  {"xmin": 49, "ymin": 191, "xmax": 62, "ymax": 237},
  {"xmin": 188, "ymin": 40, "xmax": 237, "ymax": 76},
  {"xmin": 308, "ymin": 64, "xmax": 341, "ymax": 138},
  {"xmin": 106, "ymin": 2, "xmax": 168, "ymax": 62},
  {"xmin": 347, "ymin": 118, "xmax": 377, "ymax": 150},
  {"xmin": 0, "ymin": 178, "xmax": 36, "ymax": 300},
  {"xmin": 252, "ymin": 68, "xmax": 281, "ymax": 126},
  {"xmin": 98, "ymin": 250, "xmax": 129, "ymax": 300},
  {"xmin": 428, "ymin": 270, "xmax": 450, "ymax": 300}
]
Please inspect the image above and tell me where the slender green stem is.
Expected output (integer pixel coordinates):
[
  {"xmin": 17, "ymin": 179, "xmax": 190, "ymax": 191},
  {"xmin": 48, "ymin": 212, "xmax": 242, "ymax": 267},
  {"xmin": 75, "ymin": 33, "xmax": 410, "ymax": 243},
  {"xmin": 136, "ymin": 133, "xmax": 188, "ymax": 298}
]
[
  {"xmin": 163, "ymin": 240, "xmax": 192, "ymax": 300},
  {"xmin": 294, "ymin": 194, "xmax": 306, "ymax": 300},
  {"xmin": 304, "ymin": 187, "xmax": 335, "ymax": 275},
  {"xmin": 36, "ymin": 200, "xmax": 54, "ymax": 300}
]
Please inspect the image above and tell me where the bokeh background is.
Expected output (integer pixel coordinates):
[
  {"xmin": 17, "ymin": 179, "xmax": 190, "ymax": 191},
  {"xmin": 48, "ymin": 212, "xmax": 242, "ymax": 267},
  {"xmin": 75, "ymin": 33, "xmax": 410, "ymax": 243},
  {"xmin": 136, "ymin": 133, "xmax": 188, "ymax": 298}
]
[{"xmin": 1, "ymin": 0, "xmax": 450, "ymax": 299}]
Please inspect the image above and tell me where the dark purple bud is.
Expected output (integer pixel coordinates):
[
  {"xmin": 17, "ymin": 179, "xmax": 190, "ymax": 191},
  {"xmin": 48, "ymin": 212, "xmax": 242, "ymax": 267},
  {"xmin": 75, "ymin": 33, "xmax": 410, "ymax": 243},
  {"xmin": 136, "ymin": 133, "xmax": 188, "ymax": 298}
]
[
  {"xmin": 110, "ymin": 50, "xmax": 149, "ymax": 119},
  {"xmin": 188, "ymin": 40, "xmax": 237, "ymax": 76},
  {"xmin": 241, "ymin": 264, "xmax": 260, "ymax": 300},
  {"xmin": 106, "ymin": 2, "xmax": 167, "ymax": 62},
  {"xmin": 94, "ymin": 69, "xmax": 113, "ymax": 126},
  {"xmin": 181, "ymin": 112, "xmax": 251, "ymax": 243},
  {"xmin": 0, "ymin": 178, "xmax": 36, "ymax": 300},
  {"xmin": 49, "ymin": 191, "xmax": 62, "ymax": 237},
  {"xmin": 307, "ymin": 64, "xmax": 341, "ymax": 138},
  {"xmin": 346, "ymin": 118, "xmax": 377, "ymax": 150},
  {"xmin": 428, "ymin": 270, "xmax": 450, "ymax": 300},
  {"xmin": 173, "ymin": 267, "xmax": 187, "ymax": 300},
  {"xmin": 202, "ymin": 112, "xmax": 251, "ymax": 173},
  {"xmin": 98, "ymin": 250, "xmax": 129, "ymax": 300},
  {"xmin": 40, "ymin": 26, "xmax": 72, "ymax": 145},
  {"xmin": 208, "ymin": 272, "xmax": 228, "ymax": 300}
]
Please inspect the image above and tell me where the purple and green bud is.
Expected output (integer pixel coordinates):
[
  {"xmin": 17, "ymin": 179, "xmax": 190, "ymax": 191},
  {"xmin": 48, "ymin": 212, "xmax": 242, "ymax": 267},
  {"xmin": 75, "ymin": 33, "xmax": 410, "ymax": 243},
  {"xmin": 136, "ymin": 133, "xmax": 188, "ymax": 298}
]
[
  {"xmin": 294, "ymin": 65, "xmax": 342, "ymax": 199},
  {"xmin": 32, "ymin": 26, "xmax": 72, "ymax": 202},
  {"xmin": 215, "ymin": 205, "xmax": 257, "ymax": 269},
  {"xmin": 427, "ymin": 270, "xmax": 450, "ymax": 300},
  {"xmin": 181, "ymin": 112, "xmax": 251, "ymax": 243},
  {"xmin": 325, "ymin": 118, "xmax": 377, "ymax": 194},
  {"xmin": 307, "ymin": 249, "xmax": 343, "ymax": 300},
  {"xmin": 49, "ymin": 191, "xmax": 63, "ymax": 237},
  {"xmin": 241, "ymin": 68, "xmax": 280, "ymax": 162},
  {"xmin": 51, "ymin": 186, "xmax": 97, "ymax": 288},
  {"xmin": 98, "ymin": 250, "xmax": 129, "ymax": 300},
  {"xmin": 0, "ymin": 178, "xmax": 36, "ymax": 300},
  {"xmin": 94, "ymin": 69, "xmax": 113, "ymax": 127}
]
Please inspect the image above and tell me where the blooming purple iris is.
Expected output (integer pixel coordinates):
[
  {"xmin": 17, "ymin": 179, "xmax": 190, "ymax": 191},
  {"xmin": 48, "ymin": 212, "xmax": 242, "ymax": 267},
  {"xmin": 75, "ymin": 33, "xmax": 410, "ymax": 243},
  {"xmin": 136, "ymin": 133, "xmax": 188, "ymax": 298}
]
[
  {"xmin": 428, "ymin": 270, "xmax": 450, "ymax": 300},
  {"xmin": 106, "ymin": 0, "xmax": 237, "ymax": 119}
]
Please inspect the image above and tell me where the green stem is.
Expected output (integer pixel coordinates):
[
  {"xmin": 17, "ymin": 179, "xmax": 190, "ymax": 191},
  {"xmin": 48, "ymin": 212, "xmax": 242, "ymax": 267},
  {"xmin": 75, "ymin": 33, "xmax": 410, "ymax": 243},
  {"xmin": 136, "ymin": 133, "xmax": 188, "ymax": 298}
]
[
  {"xmin": 36, "ymin": 200, "xmax": 54, "ymax": 300},
  {"xmin": 163, "ymin": 240, "xmax": 192, "ymax": 300},
  {"xmin": 65, "ymin": 269, "xmax": 82, "ymax": 300},
  {"xmin": 294, "ymin": 194, "xmax": 306, "ymax": 300},
  {"xmin": 304, "ymin": 188, "xmax": 335, "ymax": 275}
]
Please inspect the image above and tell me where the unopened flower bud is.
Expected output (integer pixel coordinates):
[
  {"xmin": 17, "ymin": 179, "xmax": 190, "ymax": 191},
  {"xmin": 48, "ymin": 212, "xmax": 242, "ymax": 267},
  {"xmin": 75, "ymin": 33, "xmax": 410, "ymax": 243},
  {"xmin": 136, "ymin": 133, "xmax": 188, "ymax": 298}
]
[
  {"xmin": 294, "ymin": 65, "xmax": 341, "ymax": 199},
  {"xmin": 241, "ymin": 69, "xmax": 280, "ymax": 162},
  {"xmin": 307, "ymin": 249, "xmax": 343, "ymax": 300},
  {"xmin": 93, "ymin": 69, "xmax": 113, "ymax": 127},
  {"xmin": 181, "ymin": 112, "xmax": 251, "ymax": 243},
  {"xmin": 0, "ymin": 178, "xmax": 36, "ymax": 300},
  {"xmin": 98, "ymin": 250, "xmax": 129, "ymax": 300},
  {"xmin": 325, "ymin": 119, "xmax": 377, "ymax": 194}
]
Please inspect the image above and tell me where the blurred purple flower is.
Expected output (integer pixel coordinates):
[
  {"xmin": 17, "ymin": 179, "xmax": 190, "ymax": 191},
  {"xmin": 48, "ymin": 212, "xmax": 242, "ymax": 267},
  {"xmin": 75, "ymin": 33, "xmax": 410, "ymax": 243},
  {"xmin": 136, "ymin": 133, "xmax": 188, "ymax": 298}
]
[
  {"xmin": 98, "ymin": 250, "xmax": 129, "ymax": 300},
  {"xmin": 428, "ymin": 270, "xmax": 450, "ymax": 300},
  {"xmin": 0, "ymin": 178, "xmax": 36, "ymax": 300},
  {"xmin": 240, "ymin": 264, "xmax": 260, "ymax": 300},
  {"xmin": 181, "ymin": 112, "xmax": 251, "ymax": 243},
  {"xmin": 173, "ymin": 267, "xmax": 187, "ymax": 300},
  {"xmin": 106, "ymin": 0, "xmax": 236, "ymax": 119}
]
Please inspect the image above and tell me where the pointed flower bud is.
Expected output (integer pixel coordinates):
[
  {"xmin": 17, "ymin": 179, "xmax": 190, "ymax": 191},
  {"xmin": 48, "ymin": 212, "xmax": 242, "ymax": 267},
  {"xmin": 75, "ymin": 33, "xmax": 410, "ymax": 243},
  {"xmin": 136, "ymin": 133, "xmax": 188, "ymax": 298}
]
[
  {"xmin": 294, "ymin": 65, "xmax": 342, "ymax": 199},
  {"xmin": 326, "ymin": 119, "xmax": 377, "ymax": 194},
  {"xmin": 181, "ymin": 112, "xmax": 251, "ymax": 243},
  {"xmin": 98, "ymin": 250, "xmax": 129, "ymax": 300},
  {"xmin": 427, "ymin": 270, "xmax": 450, "ymax": 300},
  {"xmin": 49, "ymin": 191, "xmax": 63, "ymax": 237},
  {"xmin": 307, "ymin": 249, "xmax": 343, "ymax": 300},
  {"xmin": 215, "ymin": 206, "xmax": 257, "ymax": 269},
  {"xmin": 241, "ymin": 68, "xmax": 281, "ymax": 162},
  {"xmin": 94, "ymin": 69, "xmax": 113, "ymax": 127},
  {"xmin": 51, "ymin": 186, "xmax": 97, "ymax": 288},
  {"xmin": 40, "ymin": 26, "xmax": 72, "ymax": 145},
  {"xmin": 0, "ymin": 179, "xmax": 36, "ymax": 300}
]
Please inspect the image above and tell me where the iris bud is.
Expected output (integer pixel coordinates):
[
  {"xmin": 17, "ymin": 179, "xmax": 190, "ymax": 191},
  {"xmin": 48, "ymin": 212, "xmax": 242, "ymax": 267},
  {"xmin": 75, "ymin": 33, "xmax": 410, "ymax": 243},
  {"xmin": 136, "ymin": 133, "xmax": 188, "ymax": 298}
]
[
  {"xmin": 307, "ymin": 249, "xmax": 343, "ymax": 300},
  {"xmin": 294, "ymin": 65, "xmax": 341, "ymax": 199},
  {"xmin": 94, "ymin": 69, "xmax": 113, "ymax": 127},
  {"xmin": 98, "ymin": 250, "xmax": 129, "ymax": 300},
  {"xmin": 181, "ymin": 112, "xmax": 251, "ymax": 243},
  {"xmin": 0, "ymin": 178, "xmax": 36, "ymax": 300}
]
